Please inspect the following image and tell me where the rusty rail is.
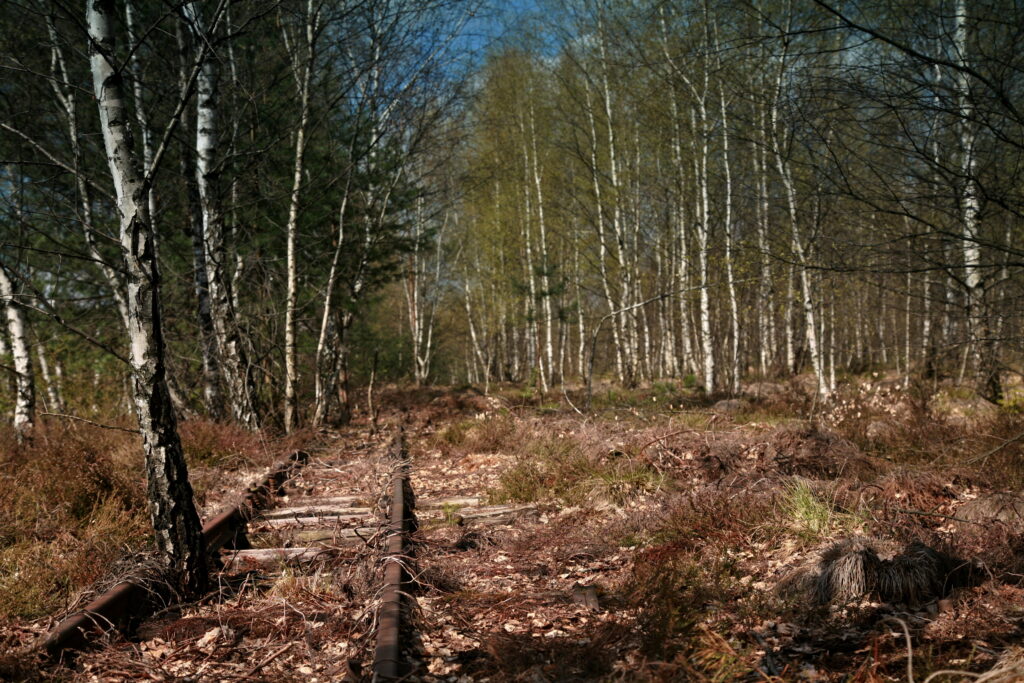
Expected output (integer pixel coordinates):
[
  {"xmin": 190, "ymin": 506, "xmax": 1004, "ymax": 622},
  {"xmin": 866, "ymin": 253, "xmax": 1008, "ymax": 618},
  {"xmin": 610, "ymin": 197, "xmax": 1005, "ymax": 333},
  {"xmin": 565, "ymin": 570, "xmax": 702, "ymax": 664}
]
[
  {"xmin": 40, "ymin": 450, "xmax": 309, "ymax": 659},
  {"xmin": 372, "ymin": 432, "xmax": 416, "ymax": 681}
]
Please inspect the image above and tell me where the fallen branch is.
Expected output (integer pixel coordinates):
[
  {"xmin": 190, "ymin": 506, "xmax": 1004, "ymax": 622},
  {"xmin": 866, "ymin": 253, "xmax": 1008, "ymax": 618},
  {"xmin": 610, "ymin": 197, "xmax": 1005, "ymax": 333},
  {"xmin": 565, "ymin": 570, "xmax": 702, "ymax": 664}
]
[
  {"xmin": 245, "ymin": 641, "xmax": 293, "ymax": 677},
  {"xmin": 637, "ymin": 428, "xmax": 695, "ymax": 457},
  {"xmin": 39, "ymin": 412, "xmax": 140, "ymax": 434},
  {"xmin": 893, "ymin": 507, "xmax": 990, "ymax": 527},
  {"xmin": 965, "ymin": 429, "xmax": 1024, "ymax": 466}
]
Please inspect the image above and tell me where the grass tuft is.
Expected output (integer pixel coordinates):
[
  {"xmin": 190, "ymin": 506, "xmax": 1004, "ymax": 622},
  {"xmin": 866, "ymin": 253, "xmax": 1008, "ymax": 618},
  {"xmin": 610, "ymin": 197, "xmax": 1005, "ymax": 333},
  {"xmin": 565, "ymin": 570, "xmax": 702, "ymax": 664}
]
[
  {"xmin": 490, "ymin": 430, "xmax": 662, "ymax": 506},
  {"xmin": 782, "ymin": 479, "xmax": 835, "ymax": 540}
]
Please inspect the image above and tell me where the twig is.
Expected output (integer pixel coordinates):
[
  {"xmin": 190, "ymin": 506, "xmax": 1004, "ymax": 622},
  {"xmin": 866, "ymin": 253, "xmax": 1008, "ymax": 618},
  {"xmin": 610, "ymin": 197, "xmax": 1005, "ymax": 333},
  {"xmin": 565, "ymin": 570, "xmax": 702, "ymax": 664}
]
[
  {"xmin": 39, "ymin": 412, "xmax": 140, "ymax": 434},
  {"xmin": 893, "ymin": 507, "xmax": 989, "ymax": 527},
  {"xmin": 965, "ymin": 429, "xmax": 1024, "ymax": 465},
  {"xmin": 244, "ymin": 641, "xmax": 293, "ymax": 678},
  {"xmin": 882, "ymin": 616, "xmax": 915, "ymax": 683},
  {"xmin": 561, "ymin": 383, "xmax": 584, "ymax": 416},
  {"xmin": 637, "ymin": 428, "xmax": 695, "ymax": 457},
  {"xmin": 922, "ymin": 670, "xmax": 981, "ymax": 682}
]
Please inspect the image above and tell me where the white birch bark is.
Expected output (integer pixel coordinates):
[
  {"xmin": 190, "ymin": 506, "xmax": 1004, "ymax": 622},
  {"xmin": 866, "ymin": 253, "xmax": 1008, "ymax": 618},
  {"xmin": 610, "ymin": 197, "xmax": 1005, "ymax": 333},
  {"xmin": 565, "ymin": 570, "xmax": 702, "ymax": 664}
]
[
  {"xmin": 175, "ymin": 20, "xmax": 222, "ymax": 418},
  {"xmin": 527, "ymin": 100, "xmax": 556, "ymax": 386},
  {"xmin": 184, "ymin": 1, "xmax": 258, "ymax": 427},
  {"xmin": 282, "ymin": 0, "xmax": 318, "ymax": 432},
  {"xmin": 125, "ymin": 0, "xmax": 156, "ymax": 229},
  {"xmin": 312, "ymin": 194, "xmax": 348, "ymax": 426},
  {"xmin": 785, "ymin": 263, "xmax": 796, "ymax": 372},
  {"xmin": 404, "ymin": 198, "xmax": 446, "ymax": 385},
  {"xmin": 0, "ymin": 265, "xmax": 34, "ymax": 433},
  {"xmin": 691, "ymin": 100, "xmax": 715, "ymax": 393},
  {"xmin": 36, "ymin": 344, "xmax": 65, "ymax": 413},
  {"xmin": 828, "ymin": 294, "xmax": 837, "ymax": 391},
  {"xmin": 573, "ymin": 220, "xmax": 586, "ymax": 378},
  {"xmin": 659, "ymin": 9, "xmax": 708, "ymax": 386},
  {"xmin": 583, "ymin": 83, "xmax": 625, "ymax": 381},
  {"xmin": 464, "ymin": 276, "xmax": 490, "ymax": 393},
  {"xmin": 753, "ymin": 99, "xmax": 774, "ymax": 376},
  {"xmin": 88, "ymin": 0, "xmax": 206, "ymax": 593},
  {"xmin": 954, "ymin": 0, "xmax": 1000, "ymax": 399},
  {"xmin": 720, "ymin": 86, "xmax": 740, "ymax": 393},
  {"xmin": 517, "ymin": 134, "xmax": 545, "ymax": 391},
  {"xmin": 769, "ymin": 52, "xmax": 826, "ymax": 397},
  {"xmin": 905, "ymin": 268, "xmax": 913, "ymax": 386},
  {"xmin": 671, "ymin": 103, "xmax": 694, "ymax": 376},
  {"xmin": 599, "ymin": 42, "xmax": 635, "ymax": 385}
]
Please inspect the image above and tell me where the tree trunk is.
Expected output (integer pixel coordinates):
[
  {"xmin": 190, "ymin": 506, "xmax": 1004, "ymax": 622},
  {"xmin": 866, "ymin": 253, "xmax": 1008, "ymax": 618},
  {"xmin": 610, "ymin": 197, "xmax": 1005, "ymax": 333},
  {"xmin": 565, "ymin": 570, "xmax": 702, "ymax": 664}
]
[
  {"xmin": 0, "ymin": 265, "xmax": 34, "ymax": 434},
  {"xmin": 36, "ymin": 343, "xmax": 65, "ymax": 414},
  {"xmin": 954, "ymin": 0, "xmax": 1001, "ymax": 401},
  {"xmin": 176, "ymin": 21, "xmax": 222, "ymax": 419},
  {"xmin": 583, "ymin": 83, "xmax": 625, "ymax": 382},
  {"xmin": 753, "ymin": 106, "xmax": 774, "ymax": 376},
  {"xmin": 313, "ymin": 195, "xmax": 348, "ymax": 426},
  {"xmin": 125, "ymin": 0, "xmax": 156, "ymax": 230},
  {"xmin": 528, "ymin": 101, "xmax": 556, "ymax": 386},
  {"xmin": 518, "ymin": 136, "xmax": 545, "ymax": 392},
  {"xmin": 185, "ymin": 1, "xmax": 258, "ymax": 428},
  {"xmin": 283, "ymin": 0, "xmax": 317, "ymax": 432},
  {"xmin": 692, "ymin": 101, "xmax": 715, "ymax": 393},
  {"xmin": 720, "ymin": 87, "xmax": 741, "ymax": 393},
  {"xmin": 88, "ymin": 0, "xmax": 206, "ymax": 595},
  {"xmin": 770, "ymin": 56, "xmax": 825, "ymax": 397}
]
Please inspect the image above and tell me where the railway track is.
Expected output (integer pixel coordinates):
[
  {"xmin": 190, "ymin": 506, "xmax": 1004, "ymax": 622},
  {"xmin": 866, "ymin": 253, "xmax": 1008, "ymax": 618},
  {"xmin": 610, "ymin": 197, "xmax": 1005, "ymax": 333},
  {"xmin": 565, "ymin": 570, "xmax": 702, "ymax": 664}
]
[{"xmin": 37, "ymin": 423, "xmax": 541, "ymax": 680}]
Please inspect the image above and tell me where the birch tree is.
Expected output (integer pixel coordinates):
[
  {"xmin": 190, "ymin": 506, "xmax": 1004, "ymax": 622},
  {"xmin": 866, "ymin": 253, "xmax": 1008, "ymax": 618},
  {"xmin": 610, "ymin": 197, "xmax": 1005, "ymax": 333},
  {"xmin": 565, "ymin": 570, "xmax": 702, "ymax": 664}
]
[
  {"xmin": 282, "ymin": 0, "xmax": 321, "ymax": 432},
  {"xmin": 183, "ymin": 1, "xmax": 258, "ymax": 428},
  {"xmin": 954, "ymin": 0, "xmax": 999, "ymax": 401},
  {"xmin": 87, "ymin": 0, "xmax": 206, "ymax": 594},
  {"xmin": 0, "ymin": 264, "xmax": 34, "ymax": 435}
]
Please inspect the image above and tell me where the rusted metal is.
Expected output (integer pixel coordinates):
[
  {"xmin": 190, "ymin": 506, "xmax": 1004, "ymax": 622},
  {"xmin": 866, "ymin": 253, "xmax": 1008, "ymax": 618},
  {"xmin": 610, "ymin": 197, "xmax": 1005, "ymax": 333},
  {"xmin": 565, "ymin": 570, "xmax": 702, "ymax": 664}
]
[
  {"xmin": 40, "ymin": 581, "xmax": 151, "ymax": 657},
  {"xmin": 373, "ymin": 432, "xmax": 415, "ymax": 682},
  {"xmin": 40, "ymin": 450, "xmax": 308, "ymax": 660}
]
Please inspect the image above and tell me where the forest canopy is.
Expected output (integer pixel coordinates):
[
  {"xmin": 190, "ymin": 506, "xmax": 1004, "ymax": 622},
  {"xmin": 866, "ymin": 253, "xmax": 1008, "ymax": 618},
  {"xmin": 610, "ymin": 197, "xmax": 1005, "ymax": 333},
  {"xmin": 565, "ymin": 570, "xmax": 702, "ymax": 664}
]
[{"xmin": 1, "ymin": 0, "xmax": 1021, "ymax": 428}]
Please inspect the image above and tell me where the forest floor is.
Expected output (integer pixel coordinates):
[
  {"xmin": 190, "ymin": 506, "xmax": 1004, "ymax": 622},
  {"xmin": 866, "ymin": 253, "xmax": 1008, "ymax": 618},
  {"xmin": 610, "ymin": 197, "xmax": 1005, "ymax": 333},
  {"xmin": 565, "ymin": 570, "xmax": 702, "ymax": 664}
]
[{"xmin": 4, "ymin": 375, "xmax": 1024, "ymax": 681}]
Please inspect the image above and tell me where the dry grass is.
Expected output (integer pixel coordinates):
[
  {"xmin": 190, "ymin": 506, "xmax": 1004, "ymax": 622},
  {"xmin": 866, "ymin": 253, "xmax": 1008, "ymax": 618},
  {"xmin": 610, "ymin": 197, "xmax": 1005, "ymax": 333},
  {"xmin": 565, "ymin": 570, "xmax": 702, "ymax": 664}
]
[
  {"xmin": 6, "ymin": 379, "xmax": 1024, "ymax": 680},
  {"xmin": 778, "ymin": 536, "xmax": 969, "ymax": 606},
  {"xmin": 0, "ymin": 418, "xmax": 316, "ymax": 624},
  {"xmin": 488, "ymin": 424, "xmax": 665, "ymax": 506},
  {"xmin": 0, "ymin": 422, "xmax": 148, "ymax": 621},
  {"xmin": 454, "ymin": 378, "xmax": 1024, "ymax": 679}
]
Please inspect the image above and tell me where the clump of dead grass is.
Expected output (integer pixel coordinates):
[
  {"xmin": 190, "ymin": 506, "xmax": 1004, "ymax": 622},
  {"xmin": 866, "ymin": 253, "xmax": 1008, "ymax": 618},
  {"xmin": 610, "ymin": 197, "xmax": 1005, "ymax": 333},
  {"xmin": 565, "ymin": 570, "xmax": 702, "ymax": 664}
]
[
  {"xmin": 0, "ymin": 418, "xmax": 315, "ymax": 623},
  {"xmin": 179, "ymin": 418, "xmax": 314, "ymax": 469},
  {"xmin": 758, "ymin": 424, "xmax": 883, "ymax": 481},
  {"xmin": 626, "ymin": 540, "xmax": 754, "ymax": 674},
  {"xmin": 430, "ymin": 414, "xmax": 517, "ymax": 456},
  {"xmin": 778, "ymin": 535, "xmax": 970, "ymax": 606},
  {"xmin": 489, "ymin": 426, "xmax": 663, "ymax": 506},
  {"xmin": 634, "ymin": 485, "xmax": 777, "ymax": 551},
  {"xmin": 0, "ymin": 422, "xmax": 149, "ymax": 620}
]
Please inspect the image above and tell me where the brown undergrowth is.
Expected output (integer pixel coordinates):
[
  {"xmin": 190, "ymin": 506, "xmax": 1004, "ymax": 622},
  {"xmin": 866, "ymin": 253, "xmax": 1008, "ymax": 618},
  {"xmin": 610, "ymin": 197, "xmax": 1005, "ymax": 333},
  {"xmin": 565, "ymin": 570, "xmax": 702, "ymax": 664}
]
[
  {"xmin": 0, "ymin": 418, "xmax": 315, "ymax": 627},
  {"xmin": 6, "ymin": 380, "xmax": 1024, "ymax": 680},
  {"xmin": 404, "ymin": 377, "xmax": 1024, "ymax": 680}
]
